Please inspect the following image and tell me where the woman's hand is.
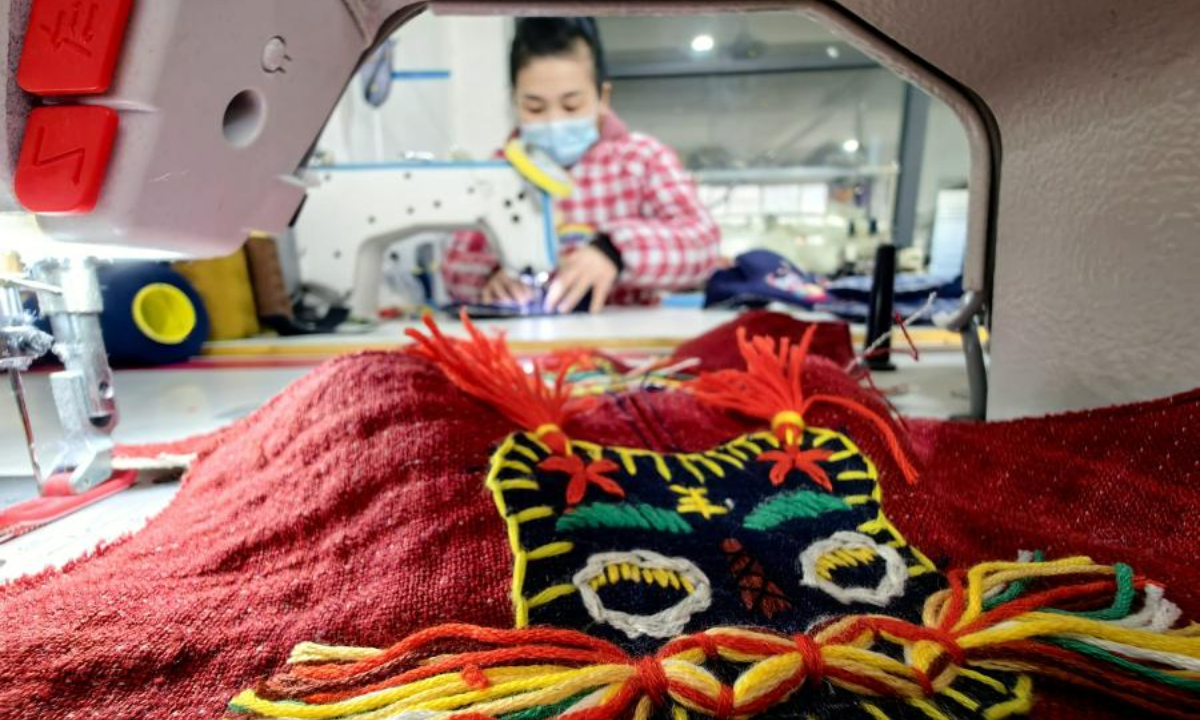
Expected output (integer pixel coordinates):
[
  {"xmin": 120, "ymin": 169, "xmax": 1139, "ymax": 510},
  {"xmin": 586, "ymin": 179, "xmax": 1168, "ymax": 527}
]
[
  {"xmin": 544, "ymin": 244, "xmax": 619, "ymax": 314},
  {"xmin": 482, "ymin": 270, "xmax": 534, "ymax": 305}
]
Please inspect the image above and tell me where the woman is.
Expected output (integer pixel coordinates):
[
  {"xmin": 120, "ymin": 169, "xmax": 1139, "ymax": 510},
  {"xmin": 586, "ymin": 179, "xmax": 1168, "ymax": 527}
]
[{"xmin": 443, "ymin": 17, "xmax": 720, "ymax": 314}]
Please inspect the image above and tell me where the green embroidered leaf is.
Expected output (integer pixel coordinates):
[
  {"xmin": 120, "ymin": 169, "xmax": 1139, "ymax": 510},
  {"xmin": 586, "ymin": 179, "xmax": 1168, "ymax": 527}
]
[
  {"xmin": 743, "ymin": 490, "xmax": 852, "ymax": 531},
  {"xmin": 556, "ymin": 502, "xmax": 693, "ymax": 534}
]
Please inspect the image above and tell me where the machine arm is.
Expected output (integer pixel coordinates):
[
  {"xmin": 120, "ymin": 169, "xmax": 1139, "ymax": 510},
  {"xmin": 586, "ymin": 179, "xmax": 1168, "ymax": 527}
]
[{"xmin": 1, "ymin": 0, "xmax": 423, "ymax": 257}]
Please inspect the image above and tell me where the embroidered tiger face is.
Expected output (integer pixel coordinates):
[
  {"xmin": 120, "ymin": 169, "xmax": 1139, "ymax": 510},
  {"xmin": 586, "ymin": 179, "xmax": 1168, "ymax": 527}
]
[
  {"xmin": 487, "ymin": 427, "xmax": 937, "ymax": 650},
  {"xmin": 485, "ymin": 428, "xmax": 1029, "ymax": 720}
]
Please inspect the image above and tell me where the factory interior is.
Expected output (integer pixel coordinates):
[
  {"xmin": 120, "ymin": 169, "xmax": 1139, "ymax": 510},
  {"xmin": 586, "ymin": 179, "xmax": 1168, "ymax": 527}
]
[{"xmin": 0, "ymin": 3, "xmax": 1197, "ymax": 720}]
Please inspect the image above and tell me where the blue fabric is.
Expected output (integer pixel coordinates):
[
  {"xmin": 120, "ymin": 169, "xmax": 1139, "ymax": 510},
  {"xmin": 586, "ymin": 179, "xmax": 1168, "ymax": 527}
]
[
  {"xmin": 704, "ymin": 250, "xmax": 829, "ymax": 310},
  {"xmin": 815, "ymin": 273, "xmax": 964, "ymax": 324},
  {"xmin": 824, "ymin": 273, "xmax": 962, "ymax": 303}
]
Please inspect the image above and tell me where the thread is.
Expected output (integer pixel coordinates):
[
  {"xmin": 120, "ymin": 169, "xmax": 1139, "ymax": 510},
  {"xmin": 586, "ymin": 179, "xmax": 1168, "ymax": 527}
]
[
  {"xmin": 798, "ymin": 531, "xmax": 908, "ymax": 607},
  {"xmin": 742, "ymin": 490, "xmax": 852, "ymax": 530},
  {"xmin": 556, "ymin": 503, "xmax": 693, "ymax": 535},
  {"xmin": 688, "ymin": 326, "xmax": 918, "ymax": 485},
  {"xmin": 406, "ymin": 311, "xmax": 583, "ymax": 455},
  {"xmin": 223, "ymin": 557, "xmax": 1199, "ymax": 720},
  {"xmin": 539, "ymin": 456, "xmax": 624, "ymax": 507},
  {"xmin": 572, "ymin": 550, "xmax": 712, "ymax": 640}
]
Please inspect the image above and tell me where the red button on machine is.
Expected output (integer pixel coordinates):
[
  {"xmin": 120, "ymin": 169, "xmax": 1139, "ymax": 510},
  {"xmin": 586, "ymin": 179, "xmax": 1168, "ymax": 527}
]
[
  {"xmin": 15, "ymin": 106, "xmax": 119, "ymax": 214},
  {"xmin": 17, "ymin": 0, "xmax": 135, "ymax": 95}
]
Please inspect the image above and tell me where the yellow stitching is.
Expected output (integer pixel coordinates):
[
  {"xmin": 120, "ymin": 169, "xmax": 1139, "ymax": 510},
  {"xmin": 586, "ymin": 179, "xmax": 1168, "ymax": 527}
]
[
  {"xmin": 828, "ymin": 449, "xmax": 856, "ymax": 462},
  {"xmin": 811, "ymin": 427, "xmax": 841, "ymax": 447},
  {"xmin": 498, "ymin": 460, "xmax": 533, "ymax": 474},
  {"xmin": 525, "ymin": 436, "xmax": 552, "ymax": 455},
  {"xmin": 838, "ymin": 470, "xmax": 874, "ymax": 481},
  {"xmin": 815, "ymin": 546, "xmax": 878, "ymax": 581},
  {"xmin": 497, "ymin": 479, "xmax": 541, "ymax": 492},
  {"xmin": 687, "ymin": 453, "xmax": 726, "ymax": 477},
  {"xmin": 512, "ymin": 544, "xmax": 528, "ymax": 626},
  {"xmin": 570, "ymin": 440, "xmax": 604, "ymax": 462},
  {"xmin": 651, "ymin": 453, "xmax": 672, "ymax": 481},
  {"xmin": 752, "ymin": 431, "xmax": 781, "ymax": 448},
  {"xmin": 671, "ymin": 705, "xmax": 688, "ymax": 720},
  {"xmin": 615, "ymin": 448, "xmax": 639, "ymax": 475},
  {"xmin": 607, "ymin": 564, "xmax": 621, "ymax": 583},
  {"xmin": 957, "ymin": 668, "xmax": 1008, "ymax": 693},
  {"xmin": 526, "ymin": 542, "xmax": 574, "ymax": 561},
  {"xmin": 939, "ymin": 686, "xmax": 979, "ymax": 711},
  {"xmin": 859, "ymin": 703, "xmax": 894, "ymax": 720},
  {"xmin": 858, "ymin": 513, "xmax": 890, "ymax": 535},
  {"xmin": 670, "ymin": 485, "xmax": 728, "ymax": 519},
  {"xmin": 720, "ymin": 443, "xmax": 750, "ymax": 461},
  {"xmin": 704, "ymin": 450, "xmax": 745, "ymax": 470},
  {"xmin": 730, "ymin": 437, "xmax": 764, "ymax": 456},
  {"xmin": 513, "ymin": 506, "xmax": 555, "ymax": 524},
  {"xmin": 843, "ymin": 494, "xmax": 874, "ymax": 506},
  {"xmin": 909, "ymin": 545, "xmax": 938, "ymax": 572},
  {"xmin": 511, "ymin": 443, "xmax": 541, "ymax": 462},
  {"xmin": 907, "ymin": 698, "xmax": 954, "ymax": 720},
  {"xmin": 525, "ymin": 584, "xmax": 577, "ymax": 609},
  {"xmin": 677, "ymin": 456, "xmax": 707, "ymax": 483},
  {"xmin": 984, "ymin": 675, "xmax": 1033, "ymax": 719}
]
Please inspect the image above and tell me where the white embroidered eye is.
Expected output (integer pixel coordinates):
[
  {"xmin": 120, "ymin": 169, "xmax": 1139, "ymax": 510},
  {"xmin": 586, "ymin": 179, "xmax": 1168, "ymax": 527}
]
[
  {"xmin": 797, "ymin": 531, "xmax": 907, "ymax": 607},
  {"xmin": 572, "ymin": 550, "xmax": 712, "ymax": 639}
]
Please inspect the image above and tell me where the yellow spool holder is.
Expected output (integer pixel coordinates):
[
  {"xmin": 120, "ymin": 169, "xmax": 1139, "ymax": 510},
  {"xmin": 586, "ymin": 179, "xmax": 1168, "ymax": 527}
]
[{"xmin": 131, "ymin": 283, "xmax": 197, "ymax": 345}]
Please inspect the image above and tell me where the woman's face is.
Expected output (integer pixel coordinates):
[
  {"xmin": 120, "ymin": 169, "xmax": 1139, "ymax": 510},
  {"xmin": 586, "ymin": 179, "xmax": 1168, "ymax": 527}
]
[{"xmin": 514, "ymin": 42, "xmax": 611, "ymax": 125}]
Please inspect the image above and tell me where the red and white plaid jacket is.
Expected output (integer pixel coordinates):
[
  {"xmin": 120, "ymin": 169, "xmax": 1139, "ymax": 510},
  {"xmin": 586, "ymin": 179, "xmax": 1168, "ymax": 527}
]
[{"xmin": 443, "ymin": 110, "xmax": 721, "ymax": 305}]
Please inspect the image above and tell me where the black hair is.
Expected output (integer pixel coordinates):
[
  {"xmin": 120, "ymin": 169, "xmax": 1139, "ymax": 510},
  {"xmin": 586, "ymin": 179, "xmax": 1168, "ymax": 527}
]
[{"xmin": 509, "ymin": 17, "xmax": 608, "ymax": 92}]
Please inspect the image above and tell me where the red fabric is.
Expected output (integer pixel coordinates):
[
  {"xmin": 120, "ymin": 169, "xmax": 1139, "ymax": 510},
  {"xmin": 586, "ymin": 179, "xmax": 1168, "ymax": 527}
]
[
  {"xmin": 443, "ymin": 109, "xmax": 720, "ymax": 304},
  {"xmin": 0, "ymin": 312, "xmax": 1196, "ymax": 720},
  {"xmin": 667, "ymin": 309, "xmax": 857, "ymax": 373},
  {"xmin": 0, "ymin": 353, "xmax": 515, "ymax": 719}
]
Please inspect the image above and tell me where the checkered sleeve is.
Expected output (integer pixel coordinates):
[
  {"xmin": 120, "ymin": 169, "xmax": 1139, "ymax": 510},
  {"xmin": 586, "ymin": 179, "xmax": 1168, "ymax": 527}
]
[
  {"xmin": 442, "ymin": 230, "xmax": 499, "ymax": 303},
  {"xmin": 601, "ymin": 137, "xmax": 721, "ymax": 291}
]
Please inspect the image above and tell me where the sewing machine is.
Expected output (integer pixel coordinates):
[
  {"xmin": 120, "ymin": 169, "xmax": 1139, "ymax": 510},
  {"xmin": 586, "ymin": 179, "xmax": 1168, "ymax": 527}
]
[
  {"xmin": 294, "ymin": 157, "xmax": 560, "ymax": 320},
  {"xmin": 1, "ymin": 0, "xmax": 1197, "ymax": 502},
  {"xmin": 0, "ymin": 0, "xmax": 565, "ymax": 497}
]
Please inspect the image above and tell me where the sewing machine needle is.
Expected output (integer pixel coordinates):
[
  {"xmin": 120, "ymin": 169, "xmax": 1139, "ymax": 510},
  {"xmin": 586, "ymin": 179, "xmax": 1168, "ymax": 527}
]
[{"xmin": 8, "ymin": 370, "xmax": 44, "ymax": 487}]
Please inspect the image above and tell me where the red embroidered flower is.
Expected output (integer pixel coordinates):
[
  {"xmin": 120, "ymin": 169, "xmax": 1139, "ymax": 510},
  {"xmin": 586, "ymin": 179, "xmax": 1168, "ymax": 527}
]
[
  {"xmin": 758, "ymin": 445, "xmax": 835, "ymax": 491},
  {"xmin": 538, "ymin": 455, "xmax": 625, "ymax": 507}
]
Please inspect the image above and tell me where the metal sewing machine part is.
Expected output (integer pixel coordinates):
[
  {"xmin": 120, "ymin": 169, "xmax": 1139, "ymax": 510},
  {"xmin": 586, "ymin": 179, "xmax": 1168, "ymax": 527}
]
[
  {"xmin": 292, "ymin": 154, "xmax": 564, "ymax": 320},
  {"xmin": 0, "ymin": 259, "xmax": 117, "ymax": 495},
  {"xmin": 0, "ymin": 0, "xmax": 571, "ymax": 500}
]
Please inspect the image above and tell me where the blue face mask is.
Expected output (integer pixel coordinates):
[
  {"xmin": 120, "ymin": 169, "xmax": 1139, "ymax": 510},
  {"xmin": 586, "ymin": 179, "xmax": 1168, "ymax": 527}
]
[{"xmin": 519, "ymin": 116, "xmax": 600, "ymax": 168}]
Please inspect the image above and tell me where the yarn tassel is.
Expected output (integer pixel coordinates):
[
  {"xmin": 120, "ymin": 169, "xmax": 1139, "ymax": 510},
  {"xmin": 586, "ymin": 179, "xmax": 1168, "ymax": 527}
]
[
  {"xmin": 406, "ymin": 311, "xmax": 580, "ymax": 455},
  {"xmin": 688, "ymin": 326, "xmax": 919, "ymax": 485},
  {"xmin": 225, "ymin": 558, "xmax": 1199, "ymax": 720}
]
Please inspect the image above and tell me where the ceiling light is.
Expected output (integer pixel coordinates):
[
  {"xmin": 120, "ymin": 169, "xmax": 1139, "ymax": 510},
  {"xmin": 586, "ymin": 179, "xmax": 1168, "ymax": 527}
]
[
  {"xmin": 691, "ymin": 34, "xmax": 715, "ymax": 53},
  {"xmin": 842, "ymin": 138, "xmax": 861, "ymax": 153},
  {"xmin": 825, "ymin": 45, "xmax": 841, "ymax": 59}
]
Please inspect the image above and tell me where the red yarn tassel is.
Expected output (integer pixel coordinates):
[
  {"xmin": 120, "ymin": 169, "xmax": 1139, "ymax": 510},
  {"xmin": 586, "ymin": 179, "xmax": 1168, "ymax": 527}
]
[
  {"xmin": 689, "ymin": 326, "xmax": 918, "ymax": 485},
  {"xmin": 405, "ymin": 310, "xmax": 578, "ymax": 454}
]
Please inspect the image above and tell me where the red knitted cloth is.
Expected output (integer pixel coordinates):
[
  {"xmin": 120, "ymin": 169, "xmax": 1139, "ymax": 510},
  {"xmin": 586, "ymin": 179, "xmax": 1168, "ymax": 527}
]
[{"xmin": 0, "ymin": 314, "xmax": 1195, "ymax": 720}]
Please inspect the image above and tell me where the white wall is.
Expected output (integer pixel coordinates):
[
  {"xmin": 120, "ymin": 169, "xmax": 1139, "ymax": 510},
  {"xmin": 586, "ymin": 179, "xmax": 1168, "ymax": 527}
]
[{"xmin": 316, "ymin": 13, "xmax": 514, "ymax": 164}]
